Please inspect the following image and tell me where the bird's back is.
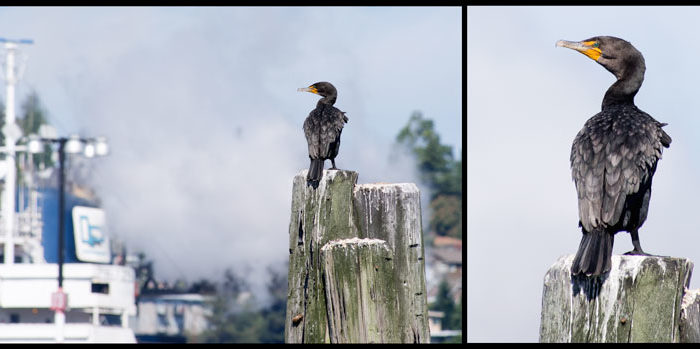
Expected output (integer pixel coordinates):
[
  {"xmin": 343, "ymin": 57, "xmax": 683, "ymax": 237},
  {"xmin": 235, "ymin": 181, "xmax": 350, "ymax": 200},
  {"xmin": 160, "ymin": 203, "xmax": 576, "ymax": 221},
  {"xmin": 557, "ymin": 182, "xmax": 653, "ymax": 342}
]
[
  {"xmin": 303, "ymin": 104, "xmax": 348, "ymax": 160},
  {"xmin": 571, "ymin": 104, "xmax": 671, "ymax": 233}
]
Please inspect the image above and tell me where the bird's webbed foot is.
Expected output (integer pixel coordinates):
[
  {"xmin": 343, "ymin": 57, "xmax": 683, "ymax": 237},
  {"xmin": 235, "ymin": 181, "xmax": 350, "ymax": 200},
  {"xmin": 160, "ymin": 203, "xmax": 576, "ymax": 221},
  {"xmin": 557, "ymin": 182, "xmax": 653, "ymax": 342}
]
[
  {"xmin": 625, "ymin": 229, "xmax": 653, "ymax": 256},
  {"xmin": 329, "ymin": 159, "xmax": 339, "ymax": 170},
  {"xmin": 623, "ymin": 249, "xmax": 653, "ymax": 256}
]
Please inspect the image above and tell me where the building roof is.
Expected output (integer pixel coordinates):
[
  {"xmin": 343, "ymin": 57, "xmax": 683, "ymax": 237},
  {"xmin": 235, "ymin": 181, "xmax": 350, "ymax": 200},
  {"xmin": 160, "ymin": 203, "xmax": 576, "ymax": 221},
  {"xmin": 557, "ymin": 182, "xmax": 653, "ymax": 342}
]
[
  {"xmin": 433, "ymin": 236, "xmax": 462, "ymax": 249},
  {"xmin": 433, "ymin": 247, "xmax": 462, "ymax": 265},
  {"xmin": 138, "ymin": 293, "xmax": 213, "ymax": 304},
  {"xmin": 428, "ymin": 310, "xmax": 445, "ymax": 318}
]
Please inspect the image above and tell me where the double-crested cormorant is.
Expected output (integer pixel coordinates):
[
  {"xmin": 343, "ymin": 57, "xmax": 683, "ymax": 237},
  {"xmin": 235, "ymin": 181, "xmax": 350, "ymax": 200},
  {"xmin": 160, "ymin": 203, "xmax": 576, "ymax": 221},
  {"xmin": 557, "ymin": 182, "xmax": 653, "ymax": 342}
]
[
  {"xmin": 557, "ymin": 36, "xmax": 672, "ymax": 276},
  {"xmin": 298, "ymin": 81, "xmax": 349, "ymax": 188}
]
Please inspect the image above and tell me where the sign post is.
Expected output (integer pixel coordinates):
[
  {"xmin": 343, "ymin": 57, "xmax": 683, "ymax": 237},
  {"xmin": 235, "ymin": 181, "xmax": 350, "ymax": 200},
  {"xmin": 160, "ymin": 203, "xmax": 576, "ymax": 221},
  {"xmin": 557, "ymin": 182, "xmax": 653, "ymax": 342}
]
[{"xmin": 50, "ymin": 288, "xmax": 67, "ymax": 342}]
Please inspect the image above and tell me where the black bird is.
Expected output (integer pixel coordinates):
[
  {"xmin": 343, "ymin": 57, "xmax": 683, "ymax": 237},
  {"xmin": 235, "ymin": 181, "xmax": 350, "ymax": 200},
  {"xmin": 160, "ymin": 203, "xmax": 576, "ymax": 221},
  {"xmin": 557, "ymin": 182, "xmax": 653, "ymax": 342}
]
[
  {"xmin": 298, "ymin": 81, "xmax": 349, "ymax": 188},
  {"xmin": 557, "ymin": 36, "xmax": 672, "ymax": 276}
]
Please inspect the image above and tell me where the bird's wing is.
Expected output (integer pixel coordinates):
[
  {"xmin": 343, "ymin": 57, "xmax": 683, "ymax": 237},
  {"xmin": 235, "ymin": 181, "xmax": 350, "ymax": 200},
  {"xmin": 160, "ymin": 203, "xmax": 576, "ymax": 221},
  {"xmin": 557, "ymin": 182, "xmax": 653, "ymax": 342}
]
[
  {"xmin": 571, "ymin": 121, "xmax": 606, "ymax": 232},
  {"xmin": 303, "ymin": 112, "xmax": 320, "ymax": 159},
  {"xmin": 315, "ymin": 107, "xmax": 345, "ymax": 157}
]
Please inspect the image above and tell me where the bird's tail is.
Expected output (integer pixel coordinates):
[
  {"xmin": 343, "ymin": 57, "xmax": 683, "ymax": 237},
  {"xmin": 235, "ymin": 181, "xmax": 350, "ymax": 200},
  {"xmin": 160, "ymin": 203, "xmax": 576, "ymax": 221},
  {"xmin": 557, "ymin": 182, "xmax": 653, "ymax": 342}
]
[
  {"xmin": 307, "ymin": 159, "xmax": 324, "ymax": 188},
  {"xmin": 571, "ymin": 228, "xmax": 614, "ymax": 276}
]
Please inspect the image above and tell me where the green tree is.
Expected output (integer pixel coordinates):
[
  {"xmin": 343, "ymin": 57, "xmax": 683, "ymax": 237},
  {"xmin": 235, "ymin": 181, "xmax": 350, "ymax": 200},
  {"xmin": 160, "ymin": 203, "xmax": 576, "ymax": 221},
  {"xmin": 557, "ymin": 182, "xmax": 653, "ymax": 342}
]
[
  {"xmin": 395, "ymin": 112, "xmax": 462, "ymax": 238},
  {"xmin": 444, "ymin": 149, "xmax": 461, "ymax": 199},
  {"xmin": 429, "ymin": 194, "xmax": 462, "ymax": 239},
  {"xmin": 18, "ymin": 90, "xmax": 49, "ymax": 136},
  {"xmin": 0, "ymin": 91, "xmax": 58, "ymax": 211},
  {"xmin": 396, "ymin": 111, "xmax": 457, "ymax": 197},
  {"xmin": 133, "ymin": 252, "xmax": 157, "ymax": 295},
  {"xmin": 188, "ymin": 278, "xmax": 217, "ymax": 295},
  {"xmin": 197, "ymin": 268, "xmax": 270, "ymax": 343},
  {"xmin": 431, "ymin": 280, "xmax": 460, "ymax": 330},
  {"xmin": 257, "ymin": 265, "xmax": 287, "ymax": 343},
  {"xmin": 18, "ymin": 90, "xmax": 53, "ymax": 168}
]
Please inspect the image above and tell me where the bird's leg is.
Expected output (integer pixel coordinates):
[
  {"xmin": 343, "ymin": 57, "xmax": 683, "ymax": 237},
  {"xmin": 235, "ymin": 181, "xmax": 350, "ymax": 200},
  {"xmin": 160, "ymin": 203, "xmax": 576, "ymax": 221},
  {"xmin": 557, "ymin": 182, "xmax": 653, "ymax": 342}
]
[
  {"xmin": 624, "ymin": 229, "xmax": 652, "ymax": 256},
  {"xmin": 329, "ymin": 159, "xmax": 338, "ymax": 170}
]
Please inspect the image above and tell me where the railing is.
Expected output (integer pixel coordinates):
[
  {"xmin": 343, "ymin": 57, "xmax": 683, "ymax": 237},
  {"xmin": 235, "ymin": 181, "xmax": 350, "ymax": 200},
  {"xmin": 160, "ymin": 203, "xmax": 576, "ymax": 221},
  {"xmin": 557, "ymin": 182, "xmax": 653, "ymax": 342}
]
[
  {"xmin": 0, "ymin": 210, "xmax": 43, "ymax": 239},
  {"xmin": 0, "ymin": 323, "xmax": 136, "ymax": 343}
]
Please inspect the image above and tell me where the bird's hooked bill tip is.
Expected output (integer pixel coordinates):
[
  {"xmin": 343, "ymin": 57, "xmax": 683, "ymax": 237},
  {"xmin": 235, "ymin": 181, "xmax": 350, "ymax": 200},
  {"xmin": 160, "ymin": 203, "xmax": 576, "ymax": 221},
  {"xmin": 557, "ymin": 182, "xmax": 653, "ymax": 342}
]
[
  {"xmin": 298, "ymin": 86, "xmax": 317, "ymax": 94},
  {"xmin": 556, "ymin": 40, "xmax": 582, "ymax": 49}
]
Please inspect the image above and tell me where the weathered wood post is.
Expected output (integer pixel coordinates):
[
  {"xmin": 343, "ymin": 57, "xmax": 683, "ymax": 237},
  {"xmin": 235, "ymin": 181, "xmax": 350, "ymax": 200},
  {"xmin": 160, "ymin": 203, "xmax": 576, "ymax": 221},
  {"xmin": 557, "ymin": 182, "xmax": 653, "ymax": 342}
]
[
  {"xmin": 681, "ymin": 289, "xmax": 700, "ymax": 342},
  {"xmin": 285, "ymin": 170, "xmax": 430, "ymax": 343},
  {"xmin": 352, "ymin": 183, "xmax": 430, "ymax": 342},
  {"xmin": 285, "ymin": 170, "xmax": 359, "ymax": 343},
  {"xmin": 322, "ymin": 238, "xmax": 402, "ymax": 343},
  {"xmin": 540, "ymin": 254, "xmax": 700, "ymax": 342}
]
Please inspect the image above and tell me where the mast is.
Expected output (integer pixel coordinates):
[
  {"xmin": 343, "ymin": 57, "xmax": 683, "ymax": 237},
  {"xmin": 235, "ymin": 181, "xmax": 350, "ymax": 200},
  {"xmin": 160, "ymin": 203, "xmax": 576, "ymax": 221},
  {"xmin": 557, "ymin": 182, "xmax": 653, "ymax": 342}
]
[{"xmin": 0, "ymin": 37, "xmax": 32, "ymax": 265}]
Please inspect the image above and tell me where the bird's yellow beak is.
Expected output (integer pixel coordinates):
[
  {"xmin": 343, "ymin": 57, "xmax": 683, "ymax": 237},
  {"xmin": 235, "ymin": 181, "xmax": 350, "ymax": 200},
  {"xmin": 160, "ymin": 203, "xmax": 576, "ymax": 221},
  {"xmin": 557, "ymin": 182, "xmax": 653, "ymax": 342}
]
[
  {"xmin": 297, "ymin": 85, "xmax": 318, "ymax": 94},
  {"xmin": 556, "ymin": 39, "xmax": 602, "ymax": 61}
]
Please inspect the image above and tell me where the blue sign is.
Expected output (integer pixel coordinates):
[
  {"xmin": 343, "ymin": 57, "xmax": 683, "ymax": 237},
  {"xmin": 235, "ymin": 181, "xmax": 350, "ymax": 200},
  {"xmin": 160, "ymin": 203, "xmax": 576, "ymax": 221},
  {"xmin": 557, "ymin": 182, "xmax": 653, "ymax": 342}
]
[{"xmin": 72, "ymin": 206, "xmax": 111, "ymax": 263}]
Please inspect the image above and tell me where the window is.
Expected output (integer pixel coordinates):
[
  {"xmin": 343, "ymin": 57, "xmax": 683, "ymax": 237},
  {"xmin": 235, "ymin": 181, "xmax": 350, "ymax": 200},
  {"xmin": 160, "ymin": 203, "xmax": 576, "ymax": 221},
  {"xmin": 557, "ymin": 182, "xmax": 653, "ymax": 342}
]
[{"xmin": 91, "ymin": 282, "xmax": 109, "ymax": 294}]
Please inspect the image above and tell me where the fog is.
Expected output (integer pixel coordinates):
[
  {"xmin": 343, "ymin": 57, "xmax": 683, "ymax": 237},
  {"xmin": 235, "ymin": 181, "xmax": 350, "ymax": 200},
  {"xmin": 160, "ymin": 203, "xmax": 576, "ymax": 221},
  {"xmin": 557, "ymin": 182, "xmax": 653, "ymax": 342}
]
[{"xmin": 0, "ymin": 7, "xmax": 462, "ymax": 299}]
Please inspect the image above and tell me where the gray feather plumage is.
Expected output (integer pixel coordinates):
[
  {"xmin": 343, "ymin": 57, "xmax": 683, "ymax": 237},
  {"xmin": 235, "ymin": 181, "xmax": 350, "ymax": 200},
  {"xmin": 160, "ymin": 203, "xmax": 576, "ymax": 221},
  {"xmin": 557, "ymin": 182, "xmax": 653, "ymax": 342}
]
[
  {"xmin": 571, "ymin": 104, "xmax": 670, "ymax": 234},
  {"xmin": 303, "ymin": 104, "xmax": 347, "ymax": 161}
]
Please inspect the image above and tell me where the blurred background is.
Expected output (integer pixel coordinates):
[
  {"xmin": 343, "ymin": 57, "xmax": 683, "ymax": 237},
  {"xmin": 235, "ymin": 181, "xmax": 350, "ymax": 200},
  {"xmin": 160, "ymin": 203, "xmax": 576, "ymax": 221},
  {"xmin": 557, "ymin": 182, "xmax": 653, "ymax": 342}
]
[{"xmin": 0, "ymin": 6, "xmax": 462, "ymax": 343}]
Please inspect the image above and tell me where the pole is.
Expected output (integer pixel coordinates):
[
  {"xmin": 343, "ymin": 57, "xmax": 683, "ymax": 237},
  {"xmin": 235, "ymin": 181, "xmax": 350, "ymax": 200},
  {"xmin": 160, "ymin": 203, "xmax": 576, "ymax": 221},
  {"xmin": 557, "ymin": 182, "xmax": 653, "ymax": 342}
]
[
  {"xmin": 54, "ymin": 139, "xmax": 66, "ymax": 342},
  {"xmin": 2, "ymin": 42, "xmax": 16, "ymax": 265},
  {"xmin": 58, "ymin": 139, "xmax": 65, "ymax": 288},
  {"xmin": 0, "ymin": 38, "xmax": 32, "ymax": 265}
]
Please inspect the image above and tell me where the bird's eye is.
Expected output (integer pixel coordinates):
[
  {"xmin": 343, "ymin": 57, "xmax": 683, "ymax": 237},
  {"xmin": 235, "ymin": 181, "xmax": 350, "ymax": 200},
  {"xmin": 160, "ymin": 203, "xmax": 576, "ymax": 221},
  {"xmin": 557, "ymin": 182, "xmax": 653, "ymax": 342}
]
[{"xmin": 593, "ymin": 42, "xmax": 600, "ymax": 48}]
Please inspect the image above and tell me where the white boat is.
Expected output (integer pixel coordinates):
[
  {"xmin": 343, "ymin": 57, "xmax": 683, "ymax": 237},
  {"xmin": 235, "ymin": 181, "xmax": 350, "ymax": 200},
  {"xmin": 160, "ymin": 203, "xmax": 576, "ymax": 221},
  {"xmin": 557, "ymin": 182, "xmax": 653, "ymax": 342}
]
[
  {"xmin": 0, "ymin": 36, "xmax": 136, "ymax": 343},
  {"xmin": 0, "ymin": 189, "xmax": 137, "ymax": 343}
]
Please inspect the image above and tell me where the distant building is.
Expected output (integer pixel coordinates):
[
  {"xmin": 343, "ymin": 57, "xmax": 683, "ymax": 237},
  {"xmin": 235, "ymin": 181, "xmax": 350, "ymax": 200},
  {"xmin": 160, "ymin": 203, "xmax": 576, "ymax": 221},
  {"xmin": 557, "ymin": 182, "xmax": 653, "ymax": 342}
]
[
  {"xmin": 428, "ymin": 310, "xmax": 462, "ymax": 343},
  {"xmin": 425, "ymin": 236, "xmax": 462, "ymax": 305},
  {"xmin": 428, "ymin": 310, "xmax": 445, "ymax": 334},
  {"xmin": 131, "ymin": 293, "xmax": 212, "ymax": 343}
]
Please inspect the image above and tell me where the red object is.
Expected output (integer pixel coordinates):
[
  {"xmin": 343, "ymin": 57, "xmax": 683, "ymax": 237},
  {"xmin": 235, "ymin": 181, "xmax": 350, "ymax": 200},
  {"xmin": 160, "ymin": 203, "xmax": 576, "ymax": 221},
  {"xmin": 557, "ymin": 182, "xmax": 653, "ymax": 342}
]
[{"xmin": 50, "ymin": 288, "xmax": 67, "ymax": 312}]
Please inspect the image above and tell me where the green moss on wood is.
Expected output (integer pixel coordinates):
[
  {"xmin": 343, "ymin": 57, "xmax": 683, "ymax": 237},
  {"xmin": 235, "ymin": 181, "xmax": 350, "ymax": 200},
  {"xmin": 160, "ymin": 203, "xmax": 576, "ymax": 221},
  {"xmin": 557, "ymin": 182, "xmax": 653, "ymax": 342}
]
[
  {"xmin": 322, "ymin": 239, "xmax": 402, "ymax": 343},
  {"xmin": 352, "ymin": 184, "xmax": 430, "ymax": 342},
  {"xmin": 285, "ymin": 170, "xmax": 359, "ymax": 343}
]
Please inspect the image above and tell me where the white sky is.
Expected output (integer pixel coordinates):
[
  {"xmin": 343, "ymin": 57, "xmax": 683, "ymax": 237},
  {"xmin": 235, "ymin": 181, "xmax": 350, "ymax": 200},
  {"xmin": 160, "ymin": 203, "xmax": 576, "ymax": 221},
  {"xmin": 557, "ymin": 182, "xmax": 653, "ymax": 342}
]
[
  {"xmin": 468, "ymin": 6, "xmax": 700, "ymax": 342},
  {"xmin": 0, "ymin": 7, "xmax": 462, "ymax": 300}
]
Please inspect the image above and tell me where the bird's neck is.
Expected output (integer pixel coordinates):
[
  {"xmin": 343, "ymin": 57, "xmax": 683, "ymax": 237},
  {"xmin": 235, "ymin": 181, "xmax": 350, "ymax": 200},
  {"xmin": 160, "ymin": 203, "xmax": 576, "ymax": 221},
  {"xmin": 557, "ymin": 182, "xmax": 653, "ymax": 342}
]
[
  {"xmin": 602, "ymin": 61, "xmax": 645, "ymax": 109},
  {"xmin": 317, "ymin": 95, "xmax": 337, "ymax": 107}
]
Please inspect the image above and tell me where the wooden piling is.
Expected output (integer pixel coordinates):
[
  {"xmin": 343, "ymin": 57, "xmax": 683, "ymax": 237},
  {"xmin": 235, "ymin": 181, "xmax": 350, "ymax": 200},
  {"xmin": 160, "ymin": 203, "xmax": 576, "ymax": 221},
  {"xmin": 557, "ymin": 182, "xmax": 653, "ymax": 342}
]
[
  {"xmin": 284, "ymin": 170, "xmax": 430, "ymax": 343},
  {"xmin": 540, "ymin": 254, "xmax": 699, "ymax": 343}
]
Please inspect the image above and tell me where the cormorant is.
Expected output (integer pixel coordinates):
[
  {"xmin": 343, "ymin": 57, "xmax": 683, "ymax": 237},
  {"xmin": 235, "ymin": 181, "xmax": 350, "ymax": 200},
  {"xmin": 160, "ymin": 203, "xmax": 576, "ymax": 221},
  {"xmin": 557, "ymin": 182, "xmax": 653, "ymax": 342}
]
[
  {"xmin": 298, "ymin": 81, "xmax": 349, "ymax": 188},
  {"xmin": 557, "ymin": 36, "xmax": 672, "ymax": 276}
]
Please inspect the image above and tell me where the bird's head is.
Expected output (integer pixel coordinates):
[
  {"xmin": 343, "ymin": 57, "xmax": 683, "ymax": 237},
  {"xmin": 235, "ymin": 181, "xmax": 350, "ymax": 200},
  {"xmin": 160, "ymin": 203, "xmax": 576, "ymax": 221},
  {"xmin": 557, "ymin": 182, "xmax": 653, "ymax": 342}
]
[
  {"xmin": 556, "ymin": 36, "xmax": 645, "ymax": 81},
  {"xmin": 298, "ymin": 81, "xmax": 337, "ymax": 98}
]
